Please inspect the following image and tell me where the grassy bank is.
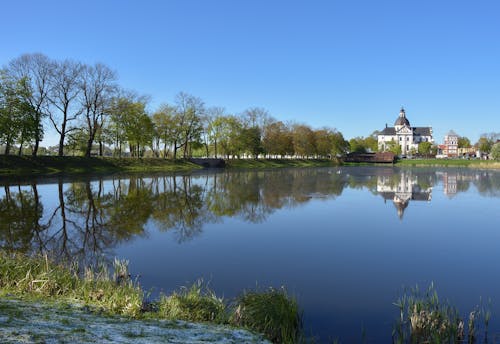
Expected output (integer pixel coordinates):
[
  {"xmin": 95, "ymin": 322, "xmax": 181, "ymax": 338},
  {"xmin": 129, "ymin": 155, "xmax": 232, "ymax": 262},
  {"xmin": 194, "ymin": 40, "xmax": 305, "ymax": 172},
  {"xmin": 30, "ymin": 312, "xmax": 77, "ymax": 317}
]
[
  {"xmin": 0, "ymin": 251, "xmax": 302, "ymax": 343},
  {"xmin": 395, "ymin": 158, "xmax": 500, "ymax": 169},
  {"xmin": 225, "ymin": 158, "xmax": 338, "ymax": 169},
  {"xmin": 0, "ymin": 156, "xmax": 339, "ymax": 177},
  {"xmin": 0, "ymin": 156, "xmax": 202, "ymax": 176}
]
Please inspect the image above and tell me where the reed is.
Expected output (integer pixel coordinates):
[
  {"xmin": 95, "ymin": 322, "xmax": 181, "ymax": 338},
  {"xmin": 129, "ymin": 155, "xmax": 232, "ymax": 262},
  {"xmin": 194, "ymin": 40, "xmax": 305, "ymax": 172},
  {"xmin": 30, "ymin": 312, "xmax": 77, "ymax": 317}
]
[{"xmin": 392, "ymin": 283, "xmax": 491, "ymax": 344}]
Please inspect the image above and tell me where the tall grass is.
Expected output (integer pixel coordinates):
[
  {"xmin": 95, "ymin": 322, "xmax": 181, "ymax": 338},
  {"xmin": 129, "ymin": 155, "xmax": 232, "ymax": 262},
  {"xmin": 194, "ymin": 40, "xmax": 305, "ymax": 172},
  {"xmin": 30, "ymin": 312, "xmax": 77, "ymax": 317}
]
[
  {"xmin": 0, "ymin": 251, "xmax": 143, "ymax": 317},
  {"xmin": 158, "ymin": 279, "xmax": 227, "ymax": 323},
  {"xmin": 231, "ymin": 287, "xmax": 303, "ymax": 343},
  {"xmin": 392, "ymin": 283, "xmax": 490, "ymax": 344},
  {"xmin": 0, "ymin": 251, "xmax": 305, "ymax": 342}
]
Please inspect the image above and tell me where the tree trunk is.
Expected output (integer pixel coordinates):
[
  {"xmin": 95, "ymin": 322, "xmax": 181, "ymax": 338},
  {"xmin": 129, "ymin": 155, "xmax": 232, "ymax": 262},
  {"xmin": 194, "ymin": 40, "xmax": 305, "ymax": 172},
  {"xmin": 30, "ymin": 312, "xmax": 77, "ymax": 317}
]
[
  {"xmin": 5, "ymin": 141, "xmax": 11, "ymax": 155},
  {"xmin": 58, "ymin": 133, "xmax": 65, "ymax": 156}
]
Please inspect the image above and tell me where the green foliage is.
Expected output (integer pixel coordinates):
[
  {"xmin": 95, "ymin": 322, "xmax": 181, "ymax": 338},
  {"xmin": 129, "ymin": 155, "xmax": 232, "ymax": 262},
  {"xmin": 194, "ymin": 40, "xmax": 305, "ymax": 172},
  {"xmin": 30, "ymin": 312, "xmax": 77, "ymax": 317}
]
[
  {"xmin": 0, "ymin": 72, "xmax": 37, "ymax": 155},
  {"xmin": 262, "ymin": 121, "xmax": 294, "ymax": 157},
  {"xmin": 232, "ymin": 287, "xmax": 302, "ymax": 343},
  {"xmin": 349, "ymin": 136, "xmax": 377, "ymax": 153},
  {"xmin": 458, "ymin": 136, "xmax": 471, "ymax": 148},
  {"xmin": 491, "ymin": 142, "xmax": 500, "ymax": 160},
  {"xmin": 417, "ymin": 141, "xmax": 432, "ymax": 156},
  {"xmin": 386, "ymin": 139, "xmax": 402, "ymax": 155},
  {"xmin": 158, "ymin": 280, "xmax": 227, "ymax": 323},
  {"xmin": 477, "ymin": 137, "xmax": 492, "ymax": 153},
  {"xmin": 292, "ymin": 124, "xmax": 316, "ymax": 157}
]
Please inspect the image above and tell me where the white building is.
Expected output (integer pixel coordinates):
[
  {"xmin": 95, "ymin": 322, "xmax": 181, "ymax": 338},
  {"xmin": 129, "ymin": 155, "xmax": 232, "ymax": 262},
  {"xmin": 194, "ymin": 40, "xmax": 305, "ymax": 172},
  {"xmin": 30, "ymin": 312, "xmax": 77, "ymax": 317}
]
[
  {"xmin": 442, "ymin": 130, "xmax": 459, "ymax": 157},
  {"xmin": 378, "ymin": 108, "xmax": 433, "ymax": 155}
]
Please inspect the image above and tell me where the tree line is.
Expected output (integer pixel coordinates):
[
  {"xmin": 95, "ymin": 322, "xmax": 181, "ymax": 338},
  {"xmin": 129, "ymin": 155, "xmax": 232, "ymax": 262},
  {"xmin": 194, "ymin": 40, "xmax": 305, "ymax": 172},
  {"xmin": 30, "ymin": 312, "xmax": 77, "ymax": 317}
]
[{"xmin": 0, "ymin": 53, "xmax": 349, "ymax": 159}]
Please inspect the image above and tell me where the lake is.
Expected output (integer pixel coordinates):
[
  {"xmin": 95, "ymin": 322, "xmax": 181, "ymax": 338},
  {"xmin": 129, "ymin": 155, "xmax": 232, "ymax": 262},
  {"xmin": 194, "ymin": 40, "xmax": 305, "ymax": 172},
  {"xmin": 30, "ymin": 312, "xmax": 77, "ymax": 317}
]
[{"xmin": 1, "ymin": 166, "xmax": 499, "ymax": 342}]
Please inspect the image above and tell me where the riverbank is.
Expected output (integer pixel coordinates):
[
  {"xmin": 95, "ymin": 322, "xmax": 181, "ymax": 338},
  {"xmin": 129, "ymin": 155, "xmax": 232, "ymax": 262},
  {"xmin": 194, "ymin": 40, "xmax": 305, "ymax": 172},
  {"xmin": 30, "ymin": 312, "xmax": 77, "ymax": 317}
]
[
  {"xmin": 0, "ymin": 156, "xmax": 338, "ymax": 177},
  {"xmin": 0, "ymin": 156, "xmax": 202, "ymax": 176},
  {"xmin": 0, "ymin": 251, "xmax": 301, "ymax": 343},
  {"xmin": 1, "ymin": 156, "xmax": 498, "ymax": 178},
  {"xmin": 395, "ymin": 158, "xmax": 500, "ymax": 169},
  {"xmin": 225, "ymin": 158, "xmax": 337, "ymax": 169}
]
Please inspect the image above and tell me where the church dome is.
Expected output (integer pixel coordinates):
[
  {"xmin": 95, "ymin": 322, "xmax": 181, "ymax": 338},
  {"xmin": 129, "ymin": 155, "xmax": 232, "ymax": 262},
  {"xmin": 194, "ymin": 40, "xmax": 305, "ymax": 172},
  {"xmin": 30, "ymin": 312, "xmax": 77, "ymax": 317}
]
[{"xmin": 394, "ymin": 107, "xmax": 410, "ymax": 126}]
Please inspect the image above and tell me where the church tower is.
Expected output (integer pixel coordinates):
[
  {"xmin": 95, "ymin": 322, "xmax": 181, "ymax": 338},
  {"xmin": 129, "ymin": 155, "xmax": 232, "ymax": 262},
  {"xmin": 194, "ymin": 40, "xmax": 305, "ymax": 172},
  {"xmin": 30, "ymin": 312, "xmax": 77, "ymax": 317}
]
[{"xmin": 394, "ymin": 107, "xmax": 410, "ymax": 131}]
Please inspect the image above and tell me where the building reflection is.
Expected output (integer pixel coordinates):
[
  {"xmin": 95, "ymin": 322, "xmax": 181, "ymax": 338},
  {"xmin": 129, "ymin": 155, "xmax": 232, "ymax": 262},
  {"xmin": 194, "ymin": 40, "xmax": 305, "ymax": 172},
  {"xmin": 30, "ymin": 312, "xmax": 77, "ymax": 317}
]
[{"xmin": 377, "ymin": 170, "xmax": 432, "ymax": 219}]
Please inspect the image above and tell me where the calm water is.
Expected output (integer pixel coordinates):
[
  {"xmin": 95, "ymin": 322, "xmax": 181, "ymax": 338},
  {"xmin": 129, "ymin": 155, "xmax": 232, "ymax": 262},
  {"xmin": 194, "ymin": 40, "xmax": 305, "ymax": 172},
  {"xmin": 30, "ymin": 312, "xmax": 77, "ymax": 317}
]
[{"xmin": 1, "ymin": 166, "xmax": 500, "ymax": 342}]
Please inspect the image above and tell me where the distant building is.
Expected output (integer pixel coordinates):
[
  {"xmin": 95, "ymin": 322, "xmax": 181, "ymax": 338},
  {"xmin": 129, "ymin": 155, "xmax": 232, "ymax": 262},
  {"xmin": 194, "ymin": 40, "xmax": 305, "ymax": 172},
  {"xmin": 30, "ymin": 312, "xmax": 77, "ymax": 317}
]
[
  {"xmin": 442, "ymin": 130, "xmax": 459, "ymax": 157},
  {"xmin": 378, "ymin": 108, "xmax": 433, "ymax": 156}
]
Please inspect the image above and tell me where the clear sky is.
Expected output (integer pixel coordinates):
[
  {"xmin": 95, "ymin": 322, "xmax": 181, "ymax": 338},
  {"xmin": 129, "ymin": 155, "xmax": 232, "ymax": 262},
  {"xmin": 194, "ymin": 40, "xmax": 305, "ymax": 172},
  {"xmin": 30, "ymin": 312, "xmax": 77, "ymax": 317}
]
[{"xmin": 1, "ymin": 0, "xmax": 499, "ymax": 145}]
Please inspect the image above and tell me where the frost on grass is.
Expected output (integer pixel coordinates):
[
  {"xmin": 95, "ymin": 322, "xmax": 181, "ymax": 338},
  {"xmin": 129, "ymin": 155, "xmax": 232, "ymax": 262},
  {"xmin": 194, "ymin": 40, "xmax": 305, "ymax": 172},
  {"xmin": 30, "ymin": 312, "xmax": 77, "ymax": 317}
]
[{"xmin": 0, "ymin": 299, "xmax": 270, "ymax": 344}]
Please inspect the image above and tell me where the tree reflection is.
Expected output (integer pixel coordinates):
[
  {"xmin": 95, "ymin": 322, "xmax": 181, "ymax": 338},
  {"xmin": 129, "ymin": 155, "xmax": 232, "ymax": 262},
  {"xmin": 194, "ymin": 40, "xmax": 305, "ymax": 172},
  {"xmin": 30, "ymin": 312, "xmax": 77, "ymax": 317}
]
[{"xmin": 1, "ymin": 167, "xmax": 499, "ymax": 262}]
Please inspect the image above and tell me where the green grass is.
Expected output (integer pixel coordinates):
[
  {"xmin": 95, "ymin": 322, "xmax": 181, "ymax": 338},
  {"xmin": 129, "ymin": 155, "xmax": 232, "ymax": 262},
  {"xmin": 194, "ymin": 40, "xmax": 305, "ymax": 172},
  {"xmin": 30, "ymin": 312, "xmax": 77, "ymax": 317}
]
[
  {"xmin": 0, "ymin": 250, "xmax": 303, "ymax": 343},
  {"xmin": 0, "ymin": 251, "xmax": 143, "ymax": 317},
  {"xmin": 158, "ymin": 279, "xmax": 227, "ymax": 323},
  {"xmin": 395, "ymin": 158, "xmax": 500, "ymax": 169},
  {"xmin": 232, "ymin": 287, "xmax": 303, "ymax": 344},
  {"xmin": 225, "ymin": 158, "xmax": 338, "ymax": 169},
  {"xmin": 0, "ymin": 155, "xmax": 202, "ymax": 176}
]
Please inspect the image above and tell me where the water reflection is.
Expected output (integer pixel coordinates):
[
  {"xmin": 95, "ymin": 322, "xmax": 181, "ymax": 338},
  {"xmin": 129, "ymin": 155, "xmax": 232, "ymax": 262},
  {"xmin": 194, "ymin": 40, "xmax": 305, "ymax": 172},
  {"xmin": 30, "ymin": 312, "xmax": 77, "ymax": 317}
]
[
  {"xmin": 1, "ymin": 167, "xmax": 499, "ymax": 264},
  {"xmin": 376, "ymin": 170, "xmax": 433, "ymax": 219}
]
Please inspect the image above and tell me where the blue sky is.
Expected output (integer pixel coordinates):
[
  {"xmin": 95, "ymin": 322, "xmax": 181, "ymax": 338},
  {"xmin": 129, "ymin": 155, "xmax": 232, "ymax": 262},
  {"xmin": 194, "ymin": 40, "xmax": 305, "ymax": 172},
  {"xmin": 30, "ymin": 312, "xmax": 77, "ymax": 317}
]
[{"xmin": 1, "ymin": 0, "xmax": 499, "ymax": 145}]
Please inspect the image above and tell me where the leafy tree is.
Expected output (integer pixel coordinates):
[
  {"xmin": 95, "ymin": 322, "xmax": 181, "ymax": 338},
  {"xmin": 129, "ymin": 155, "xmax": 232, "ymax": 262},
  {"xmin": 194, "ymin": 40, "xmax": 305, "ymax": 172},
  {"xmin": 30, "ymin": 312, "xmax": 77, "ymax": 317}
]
[
  {"xmin": 349, "ymin": 137, "xmax": 366, "ymax": 153},
  {"xmin": 387, "ymin": 139, "xmax": 402, "ymax": 155},
  {"xmin": 330, "ymin": 130, "xmax": 349, "ymax": 157},
  {"xmin": 174, "ymin": 92, "xmax": 204, "ymax": 159},
  {"xmin": 216, "ymin": 115, "xmax": 243, "ymax": 158},
  {"xmin": 477, "ymin": 137, "xmax": 492, "ymax": 153},
  {"xmin": 491, "ymin": 142, "xmax": 500, "ymax": 160},
  {"xmin": 458, "ymin": 137, "xmax": 471, "ymax": 148},
  {"xmin": 262, "ymin": 121, "xmax": 293, "ymax": 157},
  {"xmin": 240, "ymin": 126, "xmax": 263, "ymax": 158},
  {"xmin": 7, "ymin": 53, "xmax": 52, "ymax": 156},
  {"xmin": 418, "ymin": 141, "xmax": 432, "ymax": 156},
  {"xmin": 205, "ymin": 107, "xmax": 227, "ymax": 158},
  {"xmin": 292, "ymin": 124, "xmax": 316, "ymax": 157},
  {"xmin": 152, "ymin": 104, "xmax": 177, "ymax": 158},
  {"xmin": 364, "ymin": 136, "xmax": 378, "ymax": 152},
  {"xmin": 314, "ymin": 129, "xmax": 333, "ymax": 157},
  {"xmin": 108, "ymin": 95, "xmax": 152, "ymax": 157},
  {"xmin": 0, "ymin": 72, "xmax": 36, "ymax": 155}
]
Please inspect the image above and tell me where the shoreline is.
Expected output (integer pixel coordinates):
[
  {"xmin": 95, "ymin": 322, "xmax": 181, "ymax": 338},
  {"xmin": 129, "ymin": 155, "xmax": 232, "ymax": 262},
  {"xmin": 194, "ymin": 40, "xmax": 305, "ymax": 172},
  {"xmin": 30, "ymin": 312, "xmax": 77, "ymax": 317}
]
[{"xmin": 0, "ymin": 156, "xmax": 498, "ymax": 178}]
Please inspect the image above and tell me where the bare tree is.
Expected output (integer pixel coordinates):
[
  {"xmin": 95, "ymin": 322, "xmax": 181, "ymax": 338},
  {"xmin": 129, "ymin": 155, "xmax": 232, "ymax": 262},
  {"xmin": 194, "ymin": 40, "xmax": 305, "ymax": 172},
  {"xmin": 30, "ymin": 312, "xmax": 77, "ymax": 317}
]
[
  {"xmin": 7, "ymin": 53, "xmax": 52, "ymax": 156},
  {"xmin": 47, "ymin": 60, "xmax": 83, "ymax": 156},
  {"xmin": 80, "ymin": 63, "xmax": 117, "ymax": 157},
  {"xmin": 172, "ymin": 92, "xmax": 205, "ymax": 159}
]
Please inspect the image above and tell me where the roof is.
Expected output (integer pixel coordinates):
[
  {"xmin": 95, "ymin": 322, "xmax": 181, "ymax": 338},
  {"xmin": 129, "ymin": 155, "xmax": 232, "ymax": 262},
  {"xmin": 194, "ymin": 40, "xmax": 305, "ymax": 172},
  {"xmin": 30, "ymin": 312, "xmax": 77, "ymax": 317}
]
[
  {"xmin": 379, "ymin": 127, "xmax": 432, "ymax": 136},
  {"xmin": 414, "ymin": 127, "xmax": 432, "ymax": 136},
  {"xmin": 395, "ymin": 116, "xmax": 410, "ymax": 126},
  {"xmin": 446, "ymin": 130, "xmax": 459, "ymax": 137},
  {"xmin": 380, "ymin": 127, "xmax": 396, "ymax": 135}
]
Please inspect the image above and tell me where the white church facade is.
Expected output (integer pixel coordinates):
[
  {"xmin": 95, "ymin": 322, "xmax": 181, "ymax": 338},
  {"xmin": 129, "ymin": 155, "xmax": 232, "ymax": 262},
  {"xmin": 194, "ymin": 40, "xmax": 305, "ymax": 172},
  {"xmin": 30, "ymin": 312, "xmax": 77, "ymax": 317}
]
[{"xmin": 378, "ymin": 108, "xmax": 433, "ymax": 155}]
